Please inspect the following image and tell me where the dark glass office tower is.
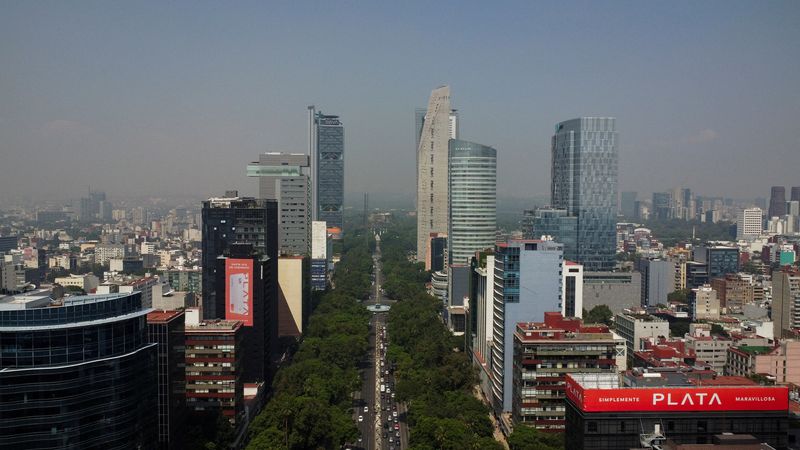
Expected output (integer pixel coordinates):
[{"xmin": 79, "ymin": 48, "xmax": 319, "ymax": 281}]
[
  {"xmin": 147, "ymin": 310, "xmax": 186, "ymax": 450},
  {"xmin": 201, "ymin": 193, "xmax": 278, "ymax": 320},
  {"xmin": 769, "ymin": 186, "xmax": 787, "ymax": 218},
  {"xmin": 0, "ymin": 291, "xmax": 157, "ymax": 449},
  {"xmin": 214, "ymin": 243, "xmax": 277, "ymax": 384},
  {"xmin": 550, "ymin": 117, "xmax": 618, "ymax": 271},
  {"xmin": 792, "ymin": 186, "xmax": 800, "ymax": 202},
  {"xmin": 309, "ymin": 107, "xmax": 344, "ymax": 231}
]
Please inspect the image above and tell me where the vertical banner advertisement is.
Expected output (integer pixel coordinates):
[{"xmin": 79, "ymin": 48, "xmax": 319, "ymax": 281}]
[{"xmin": 226, "ymin": 258, "xmax": 253, "ymax": 326}]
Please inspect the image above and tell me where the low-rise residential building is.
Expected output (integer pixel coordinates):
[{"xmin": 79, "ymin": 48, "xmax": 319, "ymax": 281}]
[
  {"xmin": 726, "ymin": 340, "xmax": 800, "ymax": 385},
  {"xmin": 163, "ymin": 267, "xmax": 202, "ymax": 293},
  {"xmin": 614, "ymin": 312, "xmax": 670, "ymax": 360},
  {"xmin": 185, "ymin": 314, "xmax": 244, "ymax": 426},
  {"xmin": 685, "ymin": 333, "xmax": 733, "ymax": 375},
  {"xmin": 119, "ymin": 276, "xmax": 158, "ymax": 308},
  {"xmin": 691, "ymin": 284, "xmax": 720, "ymax": 320},
  {"xmin": 94, "ymin": 243, "xmax": 126, "ymax": 265},
  {"xmin": 54, "ymin": 273, "xmax": 99, "ymax": 292},
  {"xmin": 512, "ymin": 312, "xmax": 619, "ymax": 431},
  {"xmin": 710, "ymin": 274, "xmax": 756, "ymax": 314}
]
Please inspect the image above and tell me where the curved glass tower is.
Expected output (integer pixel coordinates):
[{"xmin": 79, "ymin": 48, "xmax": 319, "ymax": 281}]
[
  {"xmin": 0, "ymin": 292, "xmax": 157, "ymax": 449},
  {"xmin": 448, "ymin": 139, "xmax": 497, "ymax": 265}
]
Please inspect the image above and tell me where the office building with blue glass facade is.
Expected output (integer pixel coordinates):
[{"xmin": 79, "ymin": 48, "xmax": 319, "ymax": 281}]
[
  {"xmin": 309, "ymin": 107, "xmax": 344, "ymax": 232},
  {"xmin": 490, "ymin": 240, "xmax": 563, "ymax": 414},
  {"xmin": 548, "ymin": 117, "xmax": 618, "ymax": 271},
  {"xmin": 0, "ymin": 291, "xmax": 157, "ymax": 449}
]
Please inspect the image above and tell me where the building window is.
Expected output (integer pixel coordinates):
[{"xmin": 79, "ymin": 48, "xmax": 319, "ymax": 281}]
[{"xmin": 587, "ymin": 421, "xmax": 597, "ymax": 432}]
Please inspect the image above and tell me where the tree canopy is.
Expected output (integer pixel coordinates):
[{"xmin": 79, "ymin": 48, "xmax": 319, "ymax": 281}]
[{"xmin": 246, "ymin": 229, "xmax": 373, "ymax": 449}]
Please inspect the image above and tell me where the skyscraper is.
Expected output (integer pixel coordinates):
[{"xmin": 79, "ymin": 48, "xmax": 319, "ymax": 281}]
[
  {"xmin": 549, "ymin": 117, "xmax": 618, "ymax": 271},
  {"xmin": 308, "ymin": 107, "xmax": 344, "ymax": 231},
  {"xmin": 416, "ymin": 86, "xmax": 455, "ymax": 267},
  {"xmin": 447, "ymin": 139, "xmax": 496, "ymax": 265},
  {"xmin": 0, "ymin": 291, "xmax": 157, "ymax": 448},
  {"xmin": 769, "ymin": 186, "xmax": 787, "ymax": 218},
  {"xmin": 620, "ymin": 191, "xmax": 637, "ymax": 218},
  {"xmin": 247, "ymin": 153, "xmax": 311, "ymax": 255},
  {"xmin": 791, "ymin": 186, "xmax": 800, "ymax": 203},
  {"xmin": 201, "ymin": 193, "xmax": 278, "ymax": 320}
]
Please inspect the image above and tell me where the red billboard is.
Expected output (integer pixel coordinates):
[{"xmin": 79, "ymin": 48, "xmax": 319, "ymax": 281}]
[
  {"xmin": 225, "ymin": 258, "xmax": 253, "ymax": 326},
  {"xmin": 565, "ymin": 375, "xmax": 788, "ymax": 413}
]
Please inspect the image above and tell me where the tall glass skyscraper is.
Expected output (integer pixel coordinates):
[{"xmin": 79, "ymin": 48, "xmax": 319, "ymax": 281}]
[
  {"xmin": 448, "ymin": 139, "xmax": 496, "ymax": 265},
  {"xmin": 308, "ymin": 107, "xmax": 344, "ymax": 231},
  {"xmin": 550, "ymin": 117, "xmax": 618, "ymax": 271}
]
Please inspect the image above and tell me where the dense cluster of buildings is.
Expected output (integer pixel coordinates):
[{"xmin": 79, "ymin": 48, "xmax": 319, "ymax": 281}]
[
  {"xmin": 0, "ymin": 106, "xmax": 344, "ymax": 447},
  {"xmin": 410, "ymin": 86, "xmax": 797, "ymax": 447}
]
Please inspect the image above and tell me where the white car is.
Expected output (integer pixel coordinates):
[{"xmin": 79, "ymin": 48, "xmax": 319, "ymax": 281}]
[
  {"xmin": 393, "ymin": 411, "xmax": 398, "ymax": 417},
  {"xmin": 364, "ymin": 406, "xmax": 369, "ymax": 413},
  {"xmin": 358, "ymin": 415, "xmax": 363, "ymax": 422}
]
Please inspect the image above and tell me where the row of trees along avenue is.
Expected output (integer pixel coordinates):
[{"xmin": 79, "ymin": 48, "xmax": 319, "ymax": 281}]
[
  {"xmin": 381, "ymin": 217, "xmax": 564, "ymax": 450},
  {"xmin": 246, "ymin": 229, "xmax": 374, "ymax": 449}
]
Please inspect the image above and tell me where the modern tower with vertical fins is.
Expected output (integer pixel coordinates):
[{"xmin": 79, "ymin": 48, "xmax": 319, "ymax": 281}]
[{"xmin": 416, "ymin": 86, "xmax": 456, "ymax": 268}]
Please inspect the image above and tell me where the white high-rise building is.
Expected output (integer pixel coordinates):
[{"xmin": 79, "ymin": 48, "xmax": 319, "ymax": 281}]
[
  {"xmin": 447, "ymin": 139, "xmax": 496, "ymax": 265},
  {"xmin": 736, "ymin": 207, "xmax": 763, "ymax": 240},
  {"xmin": 416, "ymin": 86, "xmax": 454, "ymax": 268}
]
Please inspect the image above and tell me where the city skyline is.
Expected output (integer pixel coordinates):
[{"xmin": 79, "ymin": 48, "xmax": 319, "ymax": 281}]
[{"xmin": 2, "ymin": 2, "xmax": 799, "ymax": 203}]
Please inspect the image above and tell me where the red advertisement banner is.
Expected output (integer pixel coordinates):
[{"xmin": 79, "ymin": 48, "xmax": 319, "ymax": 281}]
[
  {"xmin": 565, "ymin": 375, "xmax": 788, "ymax": 413},
  {"xmin": 225, "ymin": 258, "xmax": 253, "ymax": 326}
]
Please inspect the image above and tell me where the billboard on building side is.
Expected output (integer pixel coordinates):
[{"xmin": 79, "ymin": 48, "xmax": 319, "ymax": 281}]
[
  {"xmin": 225, "ymin": 258, "xmax": 253, "ymax": 326},
  {"xmin": 565, "ymin": 374, "xmax": 788, "ymax": 413}
]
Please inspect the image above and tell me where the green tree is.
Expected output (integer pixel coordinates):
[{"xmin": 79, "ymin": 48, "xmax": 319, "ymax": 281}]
[
  {"xmin": 508, "ymin": 424, "xmax": 564, "ymax": 450},
  {"xmin": 584, "ymin": 304, "xmax": 613, "ymax": 325},
  {"xmin": 667, "ymin": 289, "xmax": 691, "ymax": 303}
]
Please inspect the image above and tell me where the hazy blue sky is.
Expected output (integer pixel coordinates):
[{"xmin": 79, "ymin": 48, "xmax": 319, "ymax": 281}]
[{"xmin": 1, "ymin": 1, "xmax": 798, "ymax": 205}]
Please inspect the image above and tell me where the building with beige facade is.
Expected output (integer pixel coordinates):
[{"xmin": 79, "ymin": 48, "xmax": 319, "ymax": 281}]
[{"xmin": 416, "ymin": 86, "xmax": 456, "ymax": 268}]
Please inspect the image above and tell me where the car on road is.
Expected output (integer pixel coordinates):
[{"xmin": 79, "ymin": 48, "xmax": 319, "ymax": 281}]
[
  {"xmin": 393, "ymin": 411, "xmax": 398, "ymax": 417},
  {"xmin": 394, "ymin": 423, "xmax": 400, "ymax": 430},
  {"xmin": 358, "ymin": 415, "xmax": 363, "ymax": 422},
  {"xmin": 396, "ymin": 431, "xmax": 400, "ymax": 438},
  {"xmin": 363, "ymin": 406, "xmax": 369, "ymax": 413}
]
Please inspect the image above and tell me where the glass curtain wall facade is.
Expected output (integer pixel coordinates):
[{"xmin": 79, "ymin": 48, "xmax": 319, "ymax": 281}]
[
  {"xmin": 448, "ymin": 139, "xmax": 497, "ymax": 265},
  {"xmin": 201, "ymin": 196, "xmax": 278, "ymax": 320},
  {"xmin": 0, "ymin": 292, "xmax": 157, "ymax": 449},
  {"xmin": 311, "ymin": 110, "xmax": 344, "ymax": 231},
  {"xmin": 551, "ymin": 117, "xmax": 618, "ymax": 271}
]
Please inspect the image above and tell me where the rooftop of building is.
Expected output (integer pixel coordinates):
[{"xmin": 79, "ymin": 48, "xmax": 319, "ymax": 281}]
[
  {"xmin": 569, "ymin": 370, "xmax": 756, "ymax": 390},
  {"xmin": 186, "ymin": 319, "xmax": 242, "ymax": 332},
  {"xmin": 734, "ymin": 345, "xmax": 776, "ymax": 355},
  {"xmin": 0, "ymin": 289, "xmax": 53, "ymax": 310},
  {"xmin": 618, "ymin": 312, "xmax": 667, "ymax": 322},
  {"xmin": 515, "ymin": 312, "xmax": 613, "ymax": 342},
  {"xmin": 146, "ymin": 309, "xmax": 184, "ymax": 323},
  {"xmin": 0, "ymin": 291, "xmax": 136, "ymax": 311}
]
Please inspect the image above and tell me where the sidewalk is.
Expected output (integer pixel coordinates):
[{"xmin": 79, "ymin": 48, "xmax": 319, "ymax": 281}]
[{"xmin": 472, "ymin": 386, "xmax": 509, "ymax": 450}]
